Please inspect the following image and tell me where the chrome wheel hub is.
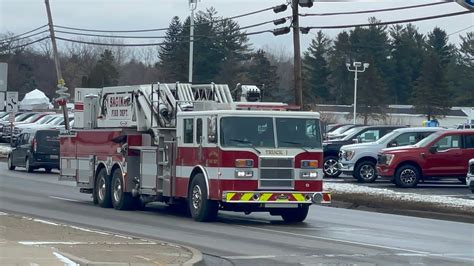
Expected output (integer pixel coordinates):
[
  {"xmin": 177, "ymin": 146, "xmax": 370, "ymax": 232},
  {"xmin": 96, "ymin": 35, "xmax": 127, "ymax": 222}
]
[
  {"xmin": 98, "ymin": 177, "xmax": 106, "ymax": 201},
  {"xmin": 113, "ymin": 177, "xmax": 122, "ymax": 203},
  {"xmin": 192, "ymin": 185, "xmax": 202, "ymax": 210},
  {"xmin": 360, "ymin": 165, "xmax": 375, "ymax": 180},
  {"xmin": 400, "ymin": 169, "xmax": 416, "ymax": 184},
  {"xmin": 324, "ymin": 159, "xmax": 340, "ymax": 176}
]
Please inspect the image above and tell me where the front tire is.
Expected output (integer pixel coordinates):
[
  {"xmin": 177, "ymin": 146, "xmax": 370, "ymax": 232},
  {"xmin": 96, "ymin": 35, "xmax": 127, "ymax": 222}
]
[
  {"xmin": 95, "ymin": 168, "xmax": 112, "ymax": 208},
  {"xmin": 281, "ymin": 205, "xmax": 310, "ymax": 223},
  {"xmin": 395, "ymin": 165, "xmax": 420, "ymax": 188},
  {"xmin": 323, "ymin": 156, "xmax": 341, "ymax": 178},
  {"xmin": 188, "ymin": 174, "xmax": 218, "ymax": 222},
  {"xmin": 44, "ymin": 167, "xmax": 52, "ymax": 173},
  {"xmin": 355, "ymin": 160, "xmax": 377, "ymax": 183},
  {"xmin": 8, "ymin": 155, "xmax": 15, "ymax": 170},
  {"xmin": 111, "ymin": 168, "xmax": 134, "ymax": 210}
]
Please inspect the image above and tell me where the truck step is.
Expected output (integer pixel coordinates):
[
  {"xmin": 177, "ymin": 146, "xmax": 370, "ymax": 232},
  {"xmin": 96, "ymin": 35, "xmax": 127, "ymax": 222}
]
[{"xmin": 79, "ymin": 188, "xmax": 93, "ymax": 194}]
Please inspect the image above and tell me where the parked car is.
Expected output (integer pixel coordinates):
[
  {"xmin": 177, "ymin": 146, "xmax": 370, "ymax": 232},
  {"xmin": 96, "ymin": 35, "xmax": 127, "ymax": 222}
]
[
  {"xmin": 323, "ymin": 125, "xmax": 405, "ymax": 177},
  {"xmin": 339, "ymin": 127, "xmax": 443, "ymax": 183},
  {"xmin": 12, "ymin": 113, "xmax": 59, "ymax": 140},
  {"xmin": 3, "ymin": 112, "xmax": 54, "ymax": 142},
  {"xmin": 8, "ymin": 129, "xmax": 60, "ymax": 173},
  {"xmin": 326, "ymin": 124, "xmax": 363, "ymax": 140},
  {"xmin": 377, "ymin": 130, "xmax": 474, "ymax": 188},
  {"xmin": 456, "ymin": 123, "xmax": 473, "ymax": 129},
  {"xmin": 467, "ymin": 159, "xmax": 474, "ymax": 193},
  {"xmin": 0, "ymin": 112, "xmax": 35, "ymax": 142}
]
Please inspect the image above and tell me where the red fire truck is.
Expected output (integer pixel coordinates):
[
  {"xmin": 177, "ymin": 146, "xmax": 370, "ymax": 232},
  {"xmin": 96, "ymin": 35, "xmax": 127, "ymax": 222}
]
[{"xmin": 60, "ymin": 83, "xmax": 330, "ymax": 222}]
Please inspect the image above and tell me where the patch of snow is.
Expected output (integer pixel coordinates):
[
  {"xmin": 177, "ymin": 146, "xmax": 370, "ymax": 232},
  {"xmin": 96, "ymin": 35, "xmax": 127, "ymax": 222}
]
[
  {"xmin": 32, "ymin": 218, "xmax": 60, "ymax": 226},
  {"xmin": 0, "ymin": 211, "xmax": 8, "ymax": 216},
  {"xmin": 0, "ymin": 144, "xmax": 12, "ymax": 157},
  {"xmin": 325, "ymin": 183, "xmax": 474, "ymax": 209},
  {"xmin": 69, "ymin": 225, "xmax": 111, "ymax": 235},
  {"xmin": 19, "ymin": 241, "xmax": 86, "ymax": 245}
]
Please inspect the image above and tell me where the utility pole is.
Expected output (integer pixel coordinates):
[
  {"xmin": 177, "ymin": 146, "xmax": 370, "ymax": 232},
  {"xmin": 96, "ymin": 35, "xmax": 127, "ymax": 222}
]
[
  {"xmin": 45, "ymin": 0, "xmax": 70, "ymax": 132},
  {"xmin": 189, "ymin": 0, "xmax": 198, "ymax": 83},
  {"xmin": 292, "ymin": 1, "xmax": 303, "ymax": 108}
]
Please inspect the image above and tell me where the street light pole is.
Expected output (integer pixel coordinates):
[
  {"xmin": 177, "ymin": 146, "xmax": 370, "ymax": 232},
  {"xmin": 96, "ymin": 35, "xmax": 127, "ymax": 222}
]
[
  {"xmin": 189, "ymin": 0, "xmax": 198, "ymax": 83},
  {"xmin": 346, "ymin": 62, "xmax": 369, "ymax": 124}
]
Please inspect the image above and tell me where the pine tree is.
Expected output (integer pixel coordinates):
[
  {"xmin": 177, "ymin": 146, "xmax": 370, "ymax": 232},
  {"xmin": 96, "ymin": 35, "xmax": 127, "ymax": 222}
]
[
  {"xmin": 157, "ymin": 16, "xmax": 188, "ymax": 82},
  {"xmin": 302, "ymin": 31, "xmax": 332, "ymax": 103},
  {"xmin": 246, "ymin": 49, "xmax": 279, "ymax": 100},
  {"xmin": 328, "ymin": 31, "xmax": 353, "ymax": 104},
  {"xmin": 87, "ymin": 49, "xmax": 118, "ymax": 87}
]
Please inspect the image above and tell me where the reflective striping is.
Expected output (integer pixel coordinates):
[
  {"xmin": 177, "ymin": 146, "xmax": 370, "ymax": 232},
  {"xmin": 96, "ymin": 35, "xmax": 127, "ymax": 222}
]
[{"xmin": 224, "ymin": 191, "xmax": 315, "ymax": 203}]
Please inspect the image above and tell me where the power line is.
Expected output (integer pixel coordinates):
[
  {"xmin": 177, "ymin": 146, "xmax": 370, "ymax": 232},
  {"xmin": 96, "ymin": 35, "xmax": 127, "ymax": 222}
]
[
  {"xmin": 54, "ymin": 29, "xmax": 273, "ymax": 47},
  {"xmin": 448, "ymin": 25, "xmax": 473, "ymax": 36},
  {"xmin": 1, "ymin": 36, "xmax": 50, "ymax": 50},
  {"xmin": 0, "ymin": 24, "xmax": 48, "ymax": 42},
  {"xmin": 53, "ymin": 4, "xmax": 283, "ymax": 34},
  {"xmin": 300, "ymin": 1, "xmax": 452, "ymax": 17},
  {"xmin": 0, "ymin": 30, "xmax": 50, "ymax": 44},
  {"xmin": 301, "ymin": 10, "xmax": 472, "ymax": 31}
]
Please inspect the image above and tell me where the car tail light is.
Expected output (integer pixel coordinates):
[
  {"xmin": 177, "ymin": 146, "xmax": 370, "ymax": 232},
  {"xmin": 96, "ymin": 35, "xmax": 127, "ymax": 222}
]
[{"xmin": 32, "ymin": 138, "xmax": 37, "ymax": 152}]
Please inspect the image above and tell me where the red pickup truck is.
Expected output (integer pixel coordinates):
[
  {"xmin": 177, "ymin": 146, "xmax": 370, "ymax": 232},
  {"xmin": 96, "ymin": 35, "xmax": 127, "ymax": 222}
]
[{"xmin": 377, "ymin": 130, "xmax": 474, "ymax": 188}]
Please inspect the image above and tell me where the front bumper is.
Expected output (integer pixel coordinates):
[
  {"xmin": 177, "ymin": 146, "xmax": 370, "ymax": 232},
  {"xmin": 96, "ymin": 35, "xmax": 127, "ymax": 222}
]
[
  {"xmin": 222, "ymin": 191, "xmax": 331, "ymax": 204},
  {"xmin": 338, "ymin": 161, "xmax": 355, "ymax": 174},
  {"xmin": 376, "ymin": 165, "xmax": 395, "ymax": 177}
]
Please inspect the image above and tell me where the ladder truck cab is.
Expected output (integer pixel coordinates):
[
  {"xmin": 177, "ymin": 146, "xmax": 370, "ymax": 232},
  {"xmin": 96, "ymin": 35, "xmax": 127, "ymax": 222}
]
[{"xmin": 60, "ymin": 83, "xmax": 330, "ymax": 222}]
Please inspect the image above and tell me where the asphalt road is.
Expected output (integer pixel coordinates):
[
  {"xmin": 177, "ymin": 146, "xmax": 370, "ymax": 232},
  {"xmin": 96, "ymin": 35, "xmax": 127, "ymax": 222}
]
[
  {"xmin": 326, "ymin": 174, "xmax": 474, "ymax": 200},
  {"xmin": 1, "ymin": 162, "xmax": 473, "ymax": 266}
]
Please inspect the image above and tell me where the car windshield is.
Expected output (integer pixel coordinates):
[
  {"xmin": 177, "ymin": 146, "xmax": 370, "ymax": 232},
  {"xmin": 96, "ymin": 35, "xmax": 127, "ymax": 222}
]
[
  {"xmin": 15, "ymin": 113, "xmax": 34, "ymax": 122},
  {"xmin": 220, "ymin": 116, "xmax": 322, "ymax": 149},
  {"xmin": 36, "ymin": 115, "xmax": 55, "ymax": 124},
  {"xmin": 23, "ymin": 113, "xmax": 43, "ymax": 123},
  {"xmin": 414, "ymin": 131, "xmax": 443, "ymax": 147},
  {"xmin": 375, "ymin": 130, "xmax": 399, "ymax": 144},
  {"xmin": 330, "ymin": 125, "xmax": 353, "ymax": 135},
  {"xmin": 341, "ymin": 127, "xmax": 365, "ymax": 140}
]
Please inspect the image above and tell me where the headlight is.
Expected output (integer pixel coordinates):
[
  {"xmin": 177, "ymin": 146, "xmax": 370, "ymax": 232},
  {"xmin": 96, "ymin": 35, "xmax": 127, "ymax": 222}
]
[
  {"xmin": 235, "ymin": 170, "xmax": 253, "ymax": 178},
  {"xmin": 301, "ymin": 171, "xmax": 318, "ymax": 178},
  {"xmin": 344, "ymin": 150, "xmax": 355, "ymax": 160},
  {"xmin": 385, "ymin": 154, "xmax": 395, "ymax": 165}
]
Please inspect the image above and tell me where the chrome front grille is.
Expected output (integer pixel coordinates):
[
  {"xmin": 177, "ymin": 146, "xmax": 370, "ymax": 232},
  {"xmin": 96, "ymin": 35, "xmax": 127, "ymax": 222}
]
[{"xmin": 259, "ymin": 157, "xmax": 294, "ymax": 189}]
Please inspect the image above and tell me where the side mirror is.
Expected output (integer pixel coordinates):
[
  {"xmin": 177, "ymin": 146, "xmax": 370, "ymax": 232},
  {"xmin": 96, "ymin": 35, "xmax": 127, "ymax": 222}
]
[
  {"xmin": 352, "ymin": 138, "xmax": 359, "ymax": 144},
  {"xmin": 429, "ymin": 145, "xmax": 438, "ymax": 154}
]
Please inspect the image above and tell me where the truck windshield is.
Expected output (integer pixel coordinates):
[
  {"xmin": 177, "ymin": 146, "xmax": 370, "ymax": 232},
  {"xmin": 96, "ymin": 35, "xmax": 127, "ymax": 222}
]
[{"xmin": 220, "ymin": 117, "xmax": 322, "ymax": 149}]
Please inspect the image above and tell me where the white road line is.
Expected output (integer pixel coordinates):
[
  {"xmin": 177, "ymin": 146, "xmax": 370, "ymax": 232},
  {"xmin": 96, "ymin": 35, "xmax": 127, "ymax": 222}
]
[
  {"xmin": 237, "ymin": 225, "xmax": 431, "ymax": 255},
  {"xmin": 224, "ymin": 255, "xmax": 277, "ymax": 259},
  {"xmin": 52, "ymin": 252, "xmax": 79, "ymax": 266},
  {"xmin": 48, "ymin": 196, "xmax": 81, "ymax": 202}
]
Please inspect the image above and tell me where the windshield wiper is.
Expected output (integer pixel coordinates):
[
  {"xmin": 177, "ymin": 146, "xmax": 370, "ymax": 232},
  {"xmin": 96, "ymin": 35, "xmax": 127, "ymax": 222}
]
[
  {"xmin": 279, "ymin": 140, "xmax": 309, "ymax": 153},
  {"xmin": 229, "ymin": 138, "xmax": 261, "ymax": 154}
]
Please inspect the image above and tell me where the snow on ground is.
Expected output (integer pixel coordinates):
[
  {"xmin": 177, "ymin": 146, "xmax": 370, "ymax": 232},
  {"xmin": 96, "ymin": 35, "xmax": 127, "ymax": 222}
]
[
  {"xmin": 0, "ymin": 144, "xmax": 11, "ymax": 158},
  {"xmin": 325, "ymin": 182, "xmax": 474, "ymax": 210}
]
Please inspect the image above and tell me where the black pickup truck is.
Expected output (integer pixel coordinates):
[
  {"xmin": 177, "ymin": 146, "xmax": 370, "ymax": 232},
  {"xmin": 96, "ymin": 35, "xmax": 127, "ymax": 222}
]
[{"xmin": 323, "ymin": 125, "xmax": 405, "ymax": 177}]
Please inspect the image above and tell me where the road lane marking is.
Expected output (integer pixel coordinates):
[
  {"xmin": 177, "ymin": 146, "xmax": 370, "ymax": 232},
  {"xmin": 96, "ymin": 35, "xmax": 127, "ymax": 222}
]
[
  {"xmin": 52, "ymin": 251, "xmax": 79, "ymax": 266},
  {"xmin": 48, "ymin": 196, "xmax": 81, "ymax": 202},
  {"xmin": 237, "ymin": 225, "xmax": 431, "ymax": 255},
  {"xmin": 224, "ymin": 255, "xmax": 277, "ymax": 259}
]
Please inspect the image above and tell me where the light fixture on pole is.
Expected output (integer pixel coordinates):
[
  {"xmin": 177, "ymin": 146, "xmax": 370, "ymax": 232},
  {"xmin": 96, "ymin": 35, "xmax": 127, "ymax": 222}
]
[
  {"xmin": 346, "ymin": 61, "xmax": 369, "ymax": 124},
  {"xmin": 189, "ymin": 0, "xmax": 199, "ymax": 83}
]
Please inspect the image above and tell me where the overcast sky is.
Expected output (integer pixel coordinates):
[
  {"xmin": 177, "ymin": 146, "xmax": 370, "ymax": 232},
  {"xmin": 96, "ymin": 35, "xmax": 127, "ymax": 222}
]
[{"xmin": 1, "ymin": 0, "xmax": 472, "ymax": 54}]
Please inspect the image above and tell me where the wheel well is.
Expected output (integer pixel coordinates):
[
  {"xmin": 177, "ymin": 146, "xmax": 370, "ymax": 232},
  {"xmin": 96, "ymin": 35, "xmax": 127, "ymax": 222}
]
[
  {"xmin": 356, "ymin": 156, "xmax": 377, "ymax": 167},
  {"xmin": 396, "ymin": 161, "xmax": 423, "ymax": 178},
  {"xmin": 188, "ymin": 167, "xmax": 209, "ymax": 197},
  {"xmin": 324, "ymin": 152, "xmax": 339, "ymax": 159},
  {"xmin": 95, "ymin": 163, "xmax": 108, "ymax": 180}
]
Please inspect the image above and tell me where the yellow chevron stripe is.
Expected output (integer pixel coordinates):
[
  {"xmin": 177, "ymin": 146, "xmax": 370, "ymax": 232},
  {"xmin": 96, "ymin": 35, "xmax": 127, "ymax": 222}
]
[
  {"xmin": 259, "ymin": 193, "xmax": 273, "ymax": 202},
  {"xmin": 292, "ymin": 193, "xmax": 305, "ymax": 202},
  {"xmin": 226, "ymin": 192, "xmax": 236, "ymax": 202},
  {"xmin": 241, "ymin": 193, "xmax": 253, "ymax": 201}
]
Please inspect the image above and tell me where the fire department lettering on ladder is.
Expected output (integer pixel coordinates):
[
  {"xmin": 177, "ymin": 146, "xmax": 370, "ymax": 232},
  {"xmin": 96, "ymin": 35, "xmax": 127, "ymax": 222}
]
[{"xmin": 106, "ymin": 94, "xmax": 132, "ymax": 120}]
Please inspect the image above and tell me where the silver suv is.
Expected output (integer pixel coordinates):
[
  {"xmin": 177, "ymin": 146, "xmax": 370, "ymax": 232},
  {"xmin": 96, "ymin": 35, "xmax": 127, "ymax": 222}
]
[
  {"xmin": 339, "ymin": 127, "xmax": 444, "ymax": 183},
  {"xmin": 467, "ymin": 159, "xmax": 474, "ymax": 193}
]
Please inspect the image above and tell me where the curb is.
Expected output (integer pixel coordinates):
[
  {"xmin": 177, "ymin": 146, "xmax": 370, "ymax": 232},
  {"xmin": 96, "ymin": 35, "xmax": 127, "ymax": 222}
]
[
  {"xmin": 183, "ymin": 245, "xmax": 204, "ymax": 266},
  {"xmin": 330, "ymin": 192, "xmax": 474, "ymax": 223}
]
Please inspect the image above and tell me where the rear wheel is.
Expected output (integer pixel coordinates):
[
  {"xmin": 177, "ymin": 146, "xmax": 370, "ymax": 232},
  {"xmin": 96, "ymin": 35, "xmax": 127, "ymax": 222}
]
[
  {"xmin": 395, "ymin": 165, "xmax": 420, "ymax": 188},
  {"xmin": 355, "ymin": 160, "xmax": 377, "ymax": 183},
  {"xmin": 323, "ymin": 156, "xmax": 341, "ymax": 178},
  {"xmin": 188, "ymin": 174, "xmax": 218, "ymax": 222},
  {"xmin": 95, "ymin": 168, "xmax": 112, "ymax": 208},
  {"xmin": 7, "ymin": 155, "xmax": 15, "ymax": 170},
  {"xmin": 44, "ymin": 167, "xmax": 52, "ymax": 173},
  {"xmin": 281, "ymin": 205, "xmax": 310, "ymax": 223},
  {"xmin": 111, "ymin": 168, "xmax": 134, "ymax": 210},
  {"xmin": 25, "ymin": 157, "xmax": 34, "ymax": 173}
]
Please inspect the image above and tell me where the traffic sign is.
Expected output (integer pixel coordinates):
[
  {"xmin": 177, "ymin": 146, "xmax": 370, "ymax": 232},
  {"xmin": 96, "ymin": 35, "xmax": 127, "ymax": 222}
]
[
  {"xmin": 0, "ymin": 92, "xmax": 4, "ymax": 111},
  {"xmin": 0, "ymin": 63, "xmax": 7, "ymax": 92},
  {"xmin": 6, "ymin": 91, "xmax": 18, "ymax": 112}
]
